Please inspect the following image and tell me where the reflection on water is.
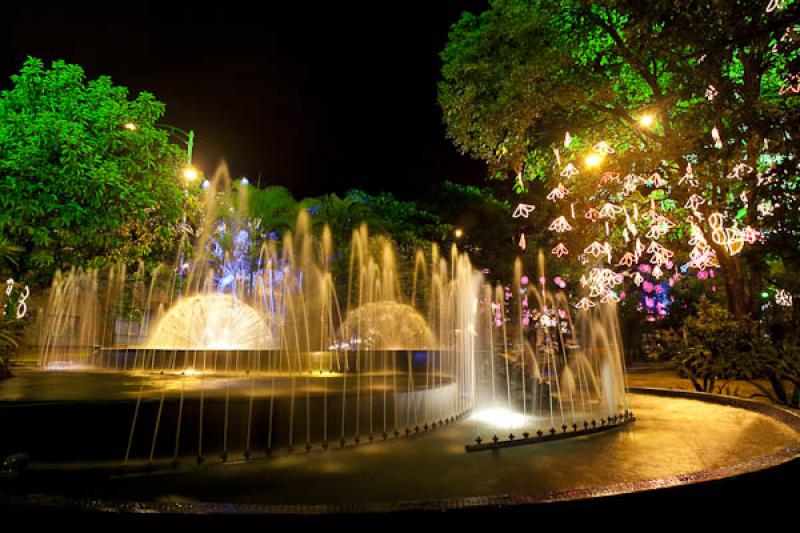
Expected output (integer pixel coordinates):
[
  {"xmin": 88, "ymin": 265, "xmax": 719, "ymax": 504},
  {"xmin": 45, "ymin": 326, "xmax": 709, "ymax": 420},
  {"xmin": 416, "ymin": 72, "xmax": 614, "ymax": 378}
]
[{"xmin": 2, "ymin": 369, "xmax": 796, "ymax": 506}]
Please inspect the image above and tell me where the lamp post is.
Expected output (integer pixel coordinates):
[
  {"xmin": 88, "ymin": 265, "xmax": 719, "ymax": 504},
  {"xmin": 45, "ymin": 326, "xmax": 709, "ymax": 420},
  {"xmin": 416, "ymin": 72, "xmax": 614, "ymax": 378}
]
[{"xmin": 157, "ymin": 125, "xmax": 197, "ymax": 285}]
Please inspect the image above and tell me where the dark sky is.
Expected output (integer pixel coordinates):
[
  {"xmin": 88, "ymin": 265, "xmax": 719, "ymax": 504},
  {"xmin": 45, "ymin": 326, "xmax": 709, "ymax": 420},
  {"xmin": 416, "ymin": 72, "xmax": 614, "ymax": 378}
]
[{"xmin": 1, "ymin": 1, "xmax": 488, "ymax": 198}]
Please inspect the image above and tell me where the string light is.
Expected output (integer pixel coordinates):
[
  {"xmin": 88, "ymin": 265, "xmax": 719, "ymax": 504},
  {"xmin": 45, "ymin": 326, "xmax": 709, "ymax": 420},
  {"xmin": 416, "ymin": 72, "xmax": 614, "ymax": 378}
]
[
  {"xmin": 727, "ymin": 163, "xmax": 753, "ymax": 180},
  {"xmin": 705, "ymin": 85, "xmax": 718, "ymax": 101}
]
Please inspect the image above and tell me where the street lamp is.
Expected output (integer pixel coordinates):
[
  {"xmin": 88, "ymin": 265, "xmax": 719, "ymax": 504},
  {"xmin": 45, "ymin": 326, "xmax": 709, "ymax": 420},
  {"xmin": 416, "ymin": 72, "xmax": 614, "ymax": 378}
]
[
  {"xmin": 585, "ymin": 153, "xmax": 603, "ymax": 167},
  {"xmin": 183, "ymin": 167, "xmax": 199, "ymax": 181}
]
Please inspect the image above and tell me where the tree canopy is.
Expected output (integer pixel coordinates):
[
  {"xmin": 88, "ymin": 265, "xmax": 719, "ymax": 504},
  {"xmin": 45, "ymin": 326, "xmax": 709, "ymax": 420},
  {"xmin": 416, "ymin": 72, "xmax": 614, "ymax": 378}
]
[
  {"xmin": 0, "ymin": 57, "xmax": 187, "ymax": 283},
  {"xmin": 440, "ymin": 0, "xmax": 800, "ymax": 318}
]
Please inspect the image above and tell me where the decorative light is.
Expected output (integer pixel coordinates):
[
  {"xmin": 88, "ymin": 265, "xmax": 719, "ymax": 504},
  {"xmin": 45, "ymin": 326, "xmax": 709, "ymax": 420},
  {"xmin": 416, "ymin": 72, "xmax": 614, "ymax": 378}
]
[
  {"xmin": 779, "ymin": 74, "xmax": 800, "ymax": 95},
  {"xmin": 592, "ymin": 141, "xmax": 615, "ymax": 155},
  {"xmin": 585, "ymin": 208, "xmax": 600, "ymax": 222},
  {"xmin": 454, "ymin": 228, "xmax": 464, "ymax": 238},
  {"xmin": 518, "ymin": 233, "xmax": 527, "ymax": 250},
  {"xmin": 552, "ymin": 242, "xmax": 569, "ymax": 257},
  {"xmin": 548, "ymin": 216, "xmax": 573, "ymax": 233},
  {"xmin": 684, "ymin": 194, "xmax": 706, "ymax": 211},
  {"xmin": 679, "ymin": 163, "xmax": 699, "ymax": 188},
  {"xmin": 584, "ymin": 241, "xmax": 610, "ymax": 258},
  {"xmin": 727, "ymin": 163, "xmax": 753, "ymax": 180},
  {"xmin": 648, "ymin": 172, "xmax": 667, "ymax": 188},
  {"xmin": 601, "ymin": 172, "xmax": 620, "ymax": 184},
  {"xmin": 712, "ymin": 127, "xmax": 723, "ymax": 148},
  {"xmin": 560, "ymin": 163, "xmax": 580, "ymax": 178},
  {"xmin": 546, "ymin": 183, "xmax": 570, "ymax": 201},
  {"xmin": 124, "ymin": 122, "xmax": 137, "ymax": 131},
  {"xmin": 564, "ymin": 131, "xmax": 573, "ymax": 148},
  {"xmin": 617, "ymin": 252, "xmax": 636, "ymax": 268},
  {"xmin": 600, "ymin": 291, "xmax": 620, "ymax": 304},
  {"xmin": 598, "ymin": 203, "xmax": 624, "ymax": 219},
  {"xmin": 705, "ymin": 85, "xmax": 719, "ymax": 101},
  {"xmin": 648, "ymin": 242, "xmax": 674, "ymax": 267},
  {"xmin": 240, "ymin": 177, "xmax": 250, "ymax": 186},
  {"xmin": 575, "ymin": 297, "xmax": 595, "ymax": 310},
  {"xmin": 776, "ymin": 289, "xmax": 793, "ymax": 307},
  {"xmin": 766, "ymin": 0, "xmax": 786, "ymax": 13},
  {"xmin": 512, "ymin": 203, "xmax": 536, "ymax": 218},
  {"xmin": 757, "ymin": 200, "xmax": 775, "ymax": 217}
]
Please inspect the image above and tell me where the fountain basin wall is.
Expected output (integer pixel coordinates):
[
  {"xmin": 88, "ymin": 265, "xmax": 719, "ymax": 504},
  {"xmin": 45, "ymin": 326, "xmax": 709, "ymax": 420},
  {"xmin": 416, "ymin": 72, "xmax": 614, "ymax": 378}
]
[
  {"xmin": 0, "ymin": 385, "xmax": 798, "ymax": 514},
  {"xmin": 0, "ymin": 378, "xmax": 461, "ymax": 463}
]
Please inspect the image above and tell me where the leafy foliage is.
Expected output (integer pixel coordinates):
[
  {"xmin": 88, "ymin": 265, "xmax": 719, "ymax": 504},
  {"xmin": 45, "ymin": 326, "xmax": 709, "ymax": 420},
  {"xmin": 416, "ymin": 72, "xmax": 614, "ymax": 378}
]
[
  {"xmin": 439, "ymin": 1, "xmax": 800, "ymax": 318},
  {"xmin": 0, "ymin": 57, "xmax": 187, "ymax": 283}
]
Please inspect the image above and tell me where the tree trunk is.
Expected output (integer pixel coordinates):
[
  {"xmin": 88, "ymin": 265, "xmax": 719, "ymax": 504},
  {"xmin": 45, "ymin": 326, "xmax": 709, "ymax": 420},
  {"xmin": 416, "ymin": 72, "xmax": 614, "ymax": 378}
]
[{"xmin": 717, "ymin": 253, "xmax": 746, "ymax": 319}]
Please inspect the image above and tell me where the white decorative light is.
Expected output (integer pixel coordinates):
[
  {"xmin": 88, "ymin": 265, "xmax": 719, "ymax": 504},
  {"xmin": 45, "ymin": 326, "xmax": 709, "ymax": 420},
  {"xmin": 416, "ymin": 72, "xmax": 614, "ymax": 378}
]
[
  {"xmin": 679, "ymin": 163, "xmax": 699, "ymax": 188},
  {"xmin": 727, "ymin": 163, "xmax": 754, "ymax": 180},
  {"xmin": 712, "ymin": 127, "xmax": 723, "ymax": 148},
  {"xmin": 548, "ymin": 216, "xmax": 573, "ymax": 233},
  {"xmin": 776, "ymin": 289, "xmax": 793, "ymax": 307},
  {"xmin": 705, "ymin": 85, "xmax": 719, "ymax": 101},
  {"xmin": 546, "ymin": 183, "xmax": 570, "ymax": 201},
  {"xmin": 512, "ymin": 203, "xmax": 536, "ymax": 218},
  {"xmin": 766, "ymin": 0, "xmax": 786, "ymax": 13},
  {"xmin": 560, "ymin": 163, "xmax": 580, "ymax": 178},
  {"xmin": 684, "ymin": 194, "xmax": 706, "ymax": 210},
  {"xmin": 598, "ymin": 203, "xmax": 623, "ymax": 219}
]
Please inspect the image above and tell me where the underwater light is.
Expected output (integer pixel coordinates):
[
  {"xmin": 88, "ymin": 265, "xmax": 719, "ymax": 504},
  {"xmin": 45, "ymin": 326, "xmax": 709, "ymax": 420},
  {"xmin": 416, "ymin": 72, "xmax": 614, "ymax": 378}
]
[{"xmin": 471, "ymin": 407, "xmax": 529, "ymax": 429}]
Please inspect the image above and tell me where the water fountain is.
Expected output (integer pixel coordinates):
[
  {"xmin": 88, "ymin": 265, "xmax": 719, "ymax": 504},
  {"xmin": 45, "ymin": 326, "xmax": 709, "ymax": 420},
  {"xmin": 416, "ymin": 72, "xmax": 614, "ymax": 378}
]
[{"xmin": 2, "ymin": 165, "xmax": 796, "ymax": 515}]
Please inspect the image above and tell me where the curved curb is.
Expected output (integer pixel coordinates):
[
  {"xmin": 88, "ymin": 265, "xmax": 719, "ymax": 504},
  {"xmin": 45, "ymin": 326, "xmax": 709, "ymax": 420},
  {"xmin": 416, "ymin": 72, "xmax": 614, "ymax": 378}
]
[{"xmin": 1, "ymin": 388, "xmax": 798, "ymax": 515}]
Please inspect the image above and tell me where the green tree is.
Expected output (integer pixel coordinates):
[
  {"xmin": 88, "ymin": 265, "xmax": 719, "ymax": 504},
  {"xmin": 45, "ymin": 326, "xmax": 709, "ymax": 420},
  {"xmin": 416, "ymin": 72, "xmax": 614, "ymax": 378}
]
[
  {"xmin": 0, "ymin": 57, "xmax": 187, "ymax": 283},
  {"xmin": 440, "ymin": 0, "xmax": 800, "ymax": 319}
]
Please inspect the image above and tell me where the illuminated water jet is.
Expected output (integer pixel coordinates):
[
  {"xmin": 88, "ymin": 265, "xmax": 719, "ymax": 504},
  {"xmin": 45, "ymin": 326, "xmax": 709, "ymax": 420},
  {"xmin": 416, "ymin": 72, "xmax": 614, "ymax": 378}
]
[{"xmin": 147, "ymin": 294, "xmax": 276, "ymax": 350}]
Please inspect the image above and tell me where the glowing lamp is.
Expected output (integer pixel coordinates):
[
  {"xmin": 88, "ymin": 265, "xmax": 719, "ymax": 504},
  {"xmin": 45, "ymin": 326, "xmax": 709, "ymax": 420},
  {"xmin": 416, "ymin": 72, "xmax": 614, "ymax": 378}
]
[
  {"xmin": 183, "ymin": 167, "xmax": 199, "ymax": 181},
  {"xmin": 638, "ymin": 114, "xmax": 655, "ymax": 127},
  {"xmin": 454, "ymin": 228, "xmax": 464, "ymax": 238},
  {"xmin": 585, "ymin": 153, "xmax": 603, "ymax": 167},
  {"xmin": 124, "ymin": 122, "xmax": 137, "ymax": 131}
]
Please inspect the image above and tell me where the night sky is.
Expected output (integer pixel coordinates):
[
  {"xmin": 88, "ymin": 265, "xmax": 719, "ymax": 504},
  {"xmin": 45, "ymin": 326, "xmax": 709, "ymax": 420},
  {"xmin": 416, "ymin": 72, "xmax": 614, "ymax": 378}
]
[{"xmin": 1, "ymin": 1, "xmax": 488, "ymax": 198}]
